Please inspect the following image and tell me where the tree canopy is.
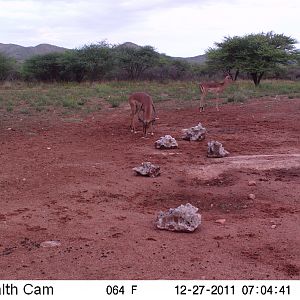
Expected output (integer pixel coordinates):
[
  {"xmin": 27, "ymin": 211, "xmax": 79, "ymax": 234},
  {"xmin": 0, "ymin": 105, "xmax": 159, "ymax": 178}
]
[
  {"xmin": 116, "ymin": 45, "xmax": 160, "ymax": 79},
  {"xmin": 206, "ymin": 32, "xmax": 299, "ymax": 85}
]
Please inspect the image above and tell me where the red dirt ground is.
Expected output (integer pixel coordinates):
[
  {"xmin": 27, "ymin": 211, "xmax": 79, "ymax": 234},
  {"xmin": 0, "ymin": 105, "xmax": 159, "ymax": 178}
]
[{"xmin": 0, "ymin": 97, "xmax": 299, "ymax": 280}]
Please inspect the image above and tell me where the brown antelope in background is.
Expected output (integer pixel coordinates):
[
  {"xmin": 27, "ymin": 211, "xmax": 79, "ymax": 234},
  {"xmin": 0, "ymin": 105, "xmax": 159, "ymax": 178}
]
[
  {"xmin": 199, "ymin": 74, "xmax": 233, "ymax": 112},
  {"xmin": 129, "ymin": 92, "xmax": 156, "ymax": 137}
]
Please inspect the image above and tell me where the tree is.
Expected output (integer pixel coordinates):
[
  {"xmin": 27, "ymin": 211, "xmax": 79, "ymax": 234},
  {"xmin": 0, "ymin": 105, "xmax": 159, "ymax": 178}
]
[
  {"xmin": 77, "ymin": 41, "xmax": 114, "ymax": 81},
  {"xmin": 21, "ymin": 41, "xmax": 115, "ymax": 82},
  {"xmin": 206, "ymin": 36, "xmax": 243, "ymax": 80},
  {"xmin": 116, "ymin": 45, "xmax": 160, "ymax": 80},
  {"xmin": 0, "ymin": 53, "xmax": 16, "ymax": 81},
  {"xmin": 22, "ymin": 53, "xmax": 63, "ymax": 81},
  {"xmin": 206, "ymin": 32, "xmax": 298, "ymax": 85},
  {"xmin": 149, "ymin": 54, "xmax": 172, "ymax": 81},
  {"xmin": 59, "ymin": 50, "xmax": 86, "ymax": 82},
  {"xmin": 167, "ymin": 59, "xmax": 191, "ymax": 80}
]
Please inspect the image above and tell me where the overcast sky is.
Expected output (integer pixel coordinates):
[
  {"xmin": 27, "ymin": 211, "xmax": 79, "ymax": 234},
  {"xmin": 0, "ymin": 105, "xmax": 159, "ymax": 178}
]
[{"xmin": 0, "ymin": 0, "xmax": 299, "ymax": 57}]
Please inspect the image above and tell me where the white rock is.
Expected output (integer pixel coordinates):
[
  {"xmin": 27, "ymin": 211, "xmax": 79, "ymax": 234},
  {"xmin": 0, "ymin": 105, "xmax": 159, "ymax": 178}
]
[
  {"xmin": 215, "ymin": 219, "xmax": 226, "ymax": 225},
  {"xmin": 207, "ymin": 141, "xmax": 229, "ymax": 158},
  {"xmin": 248, "ymin": 193, "xmax": 256, "ymax": 200},
  {"xmin": 132, "ymin": 162, "xmax": 160, "ymax": 177},
  {"xmin": 248, "ymin": 180, "xmax": 257, "ymax": 186},
  {"xmin": 155, "ymin": 135, "xmax": 178, "ymax": 149},
  {"xmin": 182, "ymin": 123, "xmax": 207, "ymax": 141},
  {"xmin": 155, "ymin": 203, "xmax": 201, "ymax": 232},
  {"xmin": 40, "ymin": 240, "xmax": 61, "ymax": 248}
]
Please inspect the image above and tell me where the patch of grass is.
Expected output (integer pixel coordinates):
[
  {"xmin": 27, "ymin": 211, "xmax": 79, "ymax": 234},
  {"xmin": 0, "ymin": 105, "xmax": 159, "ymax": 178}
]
[
  {"xmin": 226, "ymin": 90, "xmax": 248, "ymax": 103},
  {"xmin": 1, "ymin": 80, "xmax": 300, "ymax": 114},
  {"xmin": 19, "ymin": 107, "xmax": 32, "ymax": 114},
  {"xmin": 231, "ymin": 80, "xmax": 300, "ymax": 99},
  {"xmin": 6, "ymin": 100, "xmax": 14, "ymax": 112},
  {"xmin": 61, "ymin": 96, "xmax": 81, "ymax": 109},
  {"xmin": 107, "ymin": 95, "xmax": 126, "ymax": 108}
]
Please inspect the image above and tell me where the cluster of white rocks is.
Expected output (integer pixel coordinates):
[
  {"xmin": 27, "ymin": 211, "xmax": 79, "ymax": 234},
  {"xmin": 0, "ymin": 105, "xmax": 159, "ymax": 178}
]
[{"xmin": 132, "ymin": 123, "xmax": 231, "ymax": 233}]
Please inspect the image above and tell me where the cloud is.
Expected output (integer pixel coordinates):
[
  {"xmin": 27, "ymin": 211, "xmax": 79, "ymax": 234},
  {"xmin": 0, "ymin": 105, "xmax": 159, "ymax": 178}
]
[{"xmin": 0, "ymin": 0, "xmax": 299, "ymax": 56}]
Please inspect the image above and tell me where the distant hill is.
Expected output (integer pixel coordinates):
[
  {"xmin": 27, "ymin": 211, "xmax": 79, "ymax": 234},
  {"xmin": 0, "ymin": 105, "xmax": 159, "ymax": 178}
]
[
  {"xmin": 118, "ymin": 42, "xmax": 207, "ymax": 64},
  {"xmin": 0, "ymin": 43, "xmax": 67, "ymax": 61},
  {"xmin": 116, "ymin": 42, "xmax": 141, "ymax": 50},
  {"xmin": 0, "ymin": 42, "xmax": 206, "ymax": 64},
  {"xmin": 173, "ymin": 54, "xmax": 207, "ymax": 65}
]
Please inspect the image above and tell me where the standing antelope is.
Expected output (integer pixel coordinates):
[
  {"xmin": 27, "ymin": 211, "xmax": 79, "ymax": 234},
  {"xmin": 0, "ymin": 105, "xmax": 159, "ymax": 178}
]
[
  {"xmin": 129, "ymin": 92, "xmax": 156, "ymax": 137},
  {"xmin": 199, "ymin": 75, "xmax": 233, "ymax": 112}
]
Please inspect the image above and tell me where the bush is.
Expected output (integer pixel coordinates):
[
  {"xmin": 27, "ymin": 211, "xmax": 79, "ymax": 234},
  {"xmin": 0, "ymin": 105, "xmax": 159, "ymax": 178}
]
[{"xmin": 0, "ymin": 53, "xmax": 16, "ymax": 81}]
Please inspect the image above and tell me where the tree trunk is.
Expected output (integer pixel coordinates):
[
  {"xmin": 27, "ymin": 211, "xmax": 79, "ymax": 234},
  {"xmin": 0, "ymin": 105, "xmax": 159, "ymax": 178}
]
[
  {"xmin": 257, "ymin": 72, "xmax": 264, "ymax": 85},
  {"xmin": 251, "ymin": 71, "xmax": 265, "ymax": 86},
  {"xmin": 251, "ymin": 72, "xmax": 259, "ymax": 86},
  {"xmin": 234, "ymin": 69, "xmax": 239, "ymax": 81}
]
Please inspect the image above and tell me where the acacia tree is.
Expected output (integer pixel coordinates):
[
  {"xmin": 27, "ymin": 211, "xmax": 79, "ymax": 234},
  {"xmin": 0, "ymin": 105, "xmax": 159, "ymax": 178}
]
[
  {"xmin": 22, "ymin": 53, "xmax": 63, "ymax": 81},
  {"xmin": 59, "ymin": 50, "xmax": 86, "ymax": 82},
  {"xmin": 206, "ymin": 36, "xmax": 243, "ymax": 80},
  {"xmin": 206, "ymin": 32, "xmax": 298, "ymax": 85},
  {"xmin": 116, "ymin": 45, "xmax": 160, "ymax": 80},
  {"xmin": 77, "ymin": 41, "xmax": 115, "ymax": 81}
]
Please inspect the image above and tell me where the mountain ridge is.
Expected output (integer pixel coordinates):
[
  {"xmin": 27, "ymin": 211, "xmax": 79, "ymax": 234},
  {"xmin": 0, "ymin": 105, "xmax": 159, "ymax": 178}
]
[
  {"xmin": 0, "ymin": 42, "xmax": 206, "ymax": 64},
  {"xmin": 0, "ymin": 43, "xmax": 68, "ymax": 61}
]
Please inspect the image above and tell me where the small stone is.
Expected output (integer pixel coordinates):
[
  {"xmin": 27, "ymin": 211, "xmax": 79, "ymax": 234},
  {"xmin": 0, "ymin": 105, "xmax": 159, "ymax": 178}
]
[
  {"xmin": 248, "ymin": 193, "xmax": 256, "ymax": 200},
  {"xmin": 248, "ymin": 180, "xmax": 257, "ymax": 186},
  {"xmin": 133, "ymin": 162, "xmax": 160, "ymax": 177},
  {"xmin": 155, "ymin": 203, "xmax": 201, "ymax": 232},
  {"xmin": 215, "ymin": 219, "xmax": 226, "ymax": 225},
  {"xmin": 271, "ymin": 224, "xmax": 277, "ymax": 229},
  {"xmin": 46, "ymin": 147, "xmax": 51, "ymax": 150},
  {"xmin": 40, "ymin": 240, "xmax": 61, "ymax": 248}
]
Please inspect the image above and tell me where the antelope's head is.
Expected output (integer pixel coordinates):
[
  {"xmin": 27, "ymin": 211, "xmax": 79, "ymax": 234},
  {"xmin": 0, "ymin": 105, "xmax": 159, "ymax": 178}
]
[{"xmin": 138, "ymin": 117, "xmax": 156, "ymax": 136}]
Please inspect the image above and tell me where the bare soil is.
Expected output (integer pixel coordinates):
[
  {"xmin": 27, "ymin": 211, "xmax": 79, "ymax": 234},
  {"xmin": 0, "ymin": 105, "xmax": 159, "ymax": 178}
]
[{"xmin": 0, "ymin": 98, "xmax": 299, "ymax": 280}]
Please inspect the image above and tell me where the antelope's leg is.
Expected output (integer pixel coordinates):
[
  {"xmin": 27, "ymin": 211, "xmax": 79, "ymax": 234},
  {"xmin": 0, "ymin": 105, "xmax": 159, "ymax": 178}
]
[
  {"xmin": 130, "ymin": 109, "xmax": 135, "ymax": 132},
  {"xmin": 149, "ymin": 121, "xmax": 154, "ymax": 136},
  {"xmin": 199, "ymin": 93, "xmax": 205, "ymax": 112},
  {"xmin": 216, "ymin": 94, "xmax": 220, "ymax": 111},
  {"xmin": 130, "ymin": 103, "xmax": 141, "ymax": 133},
  {"xmin": 133, "ymin": 113, "xmax": 139, "ymax": 133}
]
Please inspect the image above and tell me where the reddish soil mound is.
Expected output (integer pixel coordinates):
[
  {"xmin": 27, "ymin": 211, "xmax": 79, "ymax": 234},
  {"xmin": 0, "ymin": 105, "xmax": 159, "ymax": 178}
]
[{"xmin": 0, "ymin": 98, "xmax": 299, "ymax": 279}]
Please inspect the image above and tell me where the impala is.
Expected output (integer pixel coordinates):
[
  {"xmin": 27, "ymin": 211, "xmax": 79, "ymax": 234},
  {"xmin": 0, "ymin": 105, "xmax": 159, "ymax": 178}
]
[
  {"xmin": 199, "ymin": 74, "xmax": 233, "ymax": 112},
  {"xmin": 129, "ymin": 92, "xmax": 156, "ymax": 137}
]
